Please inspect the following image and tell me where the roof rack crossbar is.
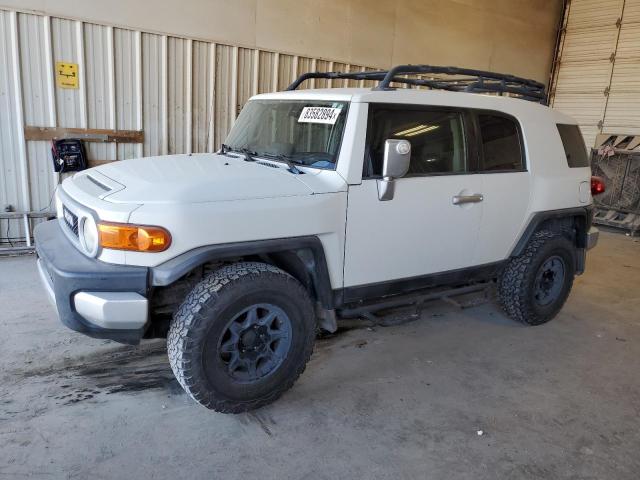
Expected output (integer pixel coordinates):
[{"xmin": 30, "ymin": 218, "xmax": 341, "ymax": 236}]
[{"xmin": 286, "ymin": 64, "xmax": 547, "ymax": 103}]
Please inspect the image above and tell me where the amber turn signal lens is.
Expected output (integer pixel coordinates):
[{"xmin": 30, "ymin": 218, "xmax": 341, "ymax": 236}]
[{"xmin": 97, "ymin": 222, "xmax": 171, "ymax": 252}]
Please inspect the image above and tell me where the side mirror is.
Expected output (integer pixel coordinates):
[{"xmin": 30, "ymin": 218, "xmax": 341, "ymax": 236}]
[{"xmin": 377, "ymin": 139, "xmax": 411, "ymax": 201}]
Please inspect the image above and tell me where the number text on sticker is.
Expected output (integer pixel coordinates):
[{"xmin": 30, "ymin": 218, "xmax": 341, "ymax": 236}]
[{"xmin": 298, "ymin": 107, "xmax": 342, "ymax": 125}]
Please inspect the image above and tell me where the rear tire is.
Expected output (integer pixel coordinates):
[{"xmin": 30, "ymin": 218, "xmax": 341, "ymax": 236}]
[
  {"xmin": 498, "ymin": 230, "xmax": 576, "ymax": 326},
  {"xmin": 167, "ymin": 262, "xmax": 316, "ymax": 413}
]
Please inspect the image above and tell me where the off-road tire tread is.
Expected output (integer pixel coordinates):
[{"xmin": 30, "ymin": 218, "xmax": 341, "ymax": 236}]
[
  {"xmin": 498, "ymin": 230, "xmax": 574, "ymax": 326},
  {"xmin": 167, "ymin": 262, "xmax": 315, "ymax": 413}
]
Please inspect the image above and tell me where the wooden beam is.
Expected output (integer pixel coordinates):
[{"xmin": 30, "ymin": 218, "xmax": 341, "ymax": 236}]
[{"xmin": 24, "ymin": 126, "xmax": 144, "ymax": 143}]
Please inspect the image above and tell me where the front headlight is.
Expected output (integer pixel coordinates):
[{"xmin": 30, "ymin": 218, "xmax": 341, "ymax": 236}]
[{"xmin": 80, "ymin": 215, "xmax": 99, "ymax": 257}]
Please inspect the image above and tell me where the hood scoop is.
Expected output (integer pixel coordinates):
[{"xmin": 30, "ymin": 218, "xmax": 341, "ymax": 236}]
[
  {"xmin": 86, "ymin": 174, "xmax": 111, "ymax": 192},
  {"xmin": 72, "ymin": 170, "xmax": 124, "ymax": 199}
]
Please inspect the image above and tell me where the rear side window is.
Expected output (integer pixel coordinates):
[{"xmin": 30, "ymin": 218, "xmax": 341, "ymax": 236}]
[
  {"xmin": 477, "ymin": 114, "xmax": 524, "ymax": 171},
  {"xmin": 557, "ymin": 124, "xmax": 589, "ymax": 168}
]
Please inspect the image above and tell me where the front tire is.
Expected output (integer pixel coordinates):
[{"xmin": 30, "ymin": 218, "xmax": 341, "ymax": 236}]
[
  {"xmin": 167, "ymin": 262, "xmax": 316, "ymax": 413},
  {"xmin": 498, "ymin": 230, "xmax": 576, "ymax": 325}
]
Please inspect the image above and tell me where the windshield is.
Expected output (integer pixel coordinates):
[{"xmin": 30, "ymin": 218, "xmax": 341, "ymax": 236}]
[{"xmin": 223, "ymin": 100, "xmax": 349, "ymax": 170}]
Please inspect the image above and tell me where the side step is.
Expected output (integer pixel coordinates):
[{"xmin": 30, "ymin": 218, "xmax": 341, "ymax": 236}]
[{"xmin": 338, "ymin": 282, "xmax": 492, "ymax": 325}]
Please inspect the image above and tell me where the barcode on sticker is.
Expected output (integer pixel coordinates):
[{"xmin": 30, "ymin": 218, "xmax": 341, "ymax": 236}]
[{"xmin": 298, "ymin": 107, "xmax": 342, "ymax": 125}]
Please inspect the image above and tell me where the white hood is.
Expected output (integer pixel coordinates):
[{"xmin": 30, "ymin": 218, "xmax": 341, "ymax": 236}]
[{"xmin": 88, "ymin": 153, "xmax": 337, "ymax": 204}]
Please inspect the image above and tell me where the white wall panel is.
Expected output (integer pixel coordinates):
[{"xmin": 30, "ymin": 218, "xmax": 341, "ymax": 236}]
[
  {"xmin": 257, "ymin": 50, "xmax": 275, "ymax": 94},
  {"xmin": 237, "ymin": 47, "xmax": 256, "ymax": 110},
  {"xmin": 276, "ymin": 54, "xmax": 294, "ymax": 91},
  {"xmin": 142, "ymin": 32, "xmax": 163, "ymax": 156},
  {"xmin": 51, "ymin": 17, "xmax": 82, "ymax": 127},
  {"xmin": 1, "ymin": 7, "xmax": 385, "ymax": 231},
  {"xmin": 0, "ymin": 10, "xmax": 22, "ymax": 213},
  {"xmin": 115, "ymin": 28, "xmax": 138, "ymax": 160},
  {"xmin": 167, "ymin": 36, "xmax": 189, "ymax": 154},
  {"xmin": 84, "ymin": 23, "xmax": 114, "ymax": 163},
  {"xmin": 191, "ymin": 40, "xmax": 213, "ymax": 153},
  {"xmin": 18, "ymin": 13, "xmax": 56, "ymax": 210},
  {"xmin": 214, "ymin": 44, "xmax": 234, "ymax": 148}
]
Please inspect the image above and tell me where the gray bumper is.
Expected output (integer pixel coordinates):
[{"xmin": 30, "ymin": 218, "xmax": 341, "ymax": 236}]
[
  {"xmin": 586, "ymin": 226, "xmax": 599, "ymax": 250},
  {"xmin": 34, "ymin": 219, "xmax": 150, "ymax": 344}
]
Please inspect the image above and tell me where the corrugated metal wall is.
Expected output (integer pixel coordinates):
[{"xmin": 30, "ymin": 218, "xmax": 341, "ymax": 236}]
[
  {"xmin": 0, "ymin": 7, "xmax": 373, "ymax": 230},
  {"xmin": 550, "ymin": 0, "xmax": 640, "ymax": 148}
]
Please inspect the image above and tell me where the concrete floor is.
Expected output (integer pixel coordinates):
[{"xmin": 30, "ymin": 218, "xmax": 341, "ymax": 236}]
[{"xmin": 1, "ymin": 230, "xmax": 639, "ymax": 479}]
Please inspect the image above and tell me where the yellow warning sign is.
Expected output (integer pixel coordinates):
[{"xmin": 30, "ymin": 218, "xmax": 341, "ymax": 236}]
[{"xmin": 55, "ymin": 61, "xmax": 78, "ymax": 89}]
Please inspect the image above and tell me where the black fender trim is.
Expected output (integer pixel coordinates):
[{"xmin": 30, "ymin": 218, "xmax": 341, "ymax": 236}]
[
  {"xmin": 150, "ymin": 236, "xmax": 335, "ymax": 309},
  {"xmin": 510, "ymin": 206, "xmax": 593, "ymax": 257},
  {"xmin": 510, "ymin": 206, "xmax": 594, "ymax": 275}
]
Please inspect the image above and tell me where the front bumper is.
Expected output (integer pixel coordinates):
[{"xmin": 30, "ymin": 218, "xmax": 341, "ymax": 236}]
[{"xmin": 34, "ymin": 220, "xmax": 149, "ymax": 344}]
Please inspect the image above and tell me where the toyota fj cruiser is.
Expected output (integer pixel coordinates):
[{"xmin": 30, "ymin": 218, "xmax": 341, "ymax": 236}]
[{"xmin": 35, "ymin": 65, "xmax": 601, "ymax": 413}]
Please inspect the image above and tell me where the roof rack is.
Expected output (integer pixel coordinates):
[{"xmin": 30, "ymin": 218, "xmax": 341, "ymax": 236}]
[{"xmin": 286, "ymin": 64, "xmax": 547, "ymax": 104}]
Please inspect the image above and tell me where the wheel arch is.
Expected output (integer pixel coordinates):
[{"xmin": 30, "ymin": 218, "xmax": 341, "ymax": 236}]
[
  {"xmin": 510, "ymin": 206, "xmax": 593, "ymax": 274},
  {"xmin": 150, "ymin": 237, "xmax": 335, "ymax": 309},
  {"xmin": 511, "ymin": 207, "xmax": 593, "ymax": 256}
]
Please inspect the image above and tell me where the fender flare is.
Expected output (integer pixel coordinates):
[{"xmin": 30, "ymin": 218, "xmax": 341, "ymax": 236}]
[
  {"xmin": 150, "ymin": 236, "xmax": 335, "ymax": 308},
  {"xmin": 510, "ymin": 206, "xmax": 593, "ymax": 271}
]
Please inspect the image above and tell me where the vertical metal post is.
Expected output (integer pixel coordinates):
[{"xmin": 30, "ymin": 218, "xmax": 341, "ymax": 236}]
[
  {"xmin": 272, "ymin": 52, "xmax": 279, "ymax": 92},
  {"xmin": 107, "ymin": 26, "xmax": 116, "ymax": 159},
  {"xmin": 310, "ymin": 58, "xmax": 317, "ymax": 89},
  {"xmin": 43, "ymin": 15, "xmax": 59, "ymax": 193},
  {"xmin": 185, "ymin": 38, "xmax": 193, "ymax": 154},
  {"xmin": 161, "ymin": 35, "xmax": 168, "ymax": 155},
  {"xmin": 252, "ymin": 49, "xmax": 260, "ymax": 96},
  {"xmin": 207, "ymin": 43, "xmax": 216, "ymax": 152},
  {"xmin": 327, "ymin": 61, "xmax": 334, "ymax": 88},
  {"xmin": 230, "ymin": 45, "xmax": 238, "ymax": 126},
  {"xmin": 134, "ymin": 30, "xmax": 143, "ymax": 157},
  {"xmin": 9, "ymin": 11, "xmax": 32, "ymax": 246},
  {"xmin": 75, "ymin": 21, "xmax": 88, "ymax": 129},
  {"xmin": 292, "ymin": 55, "xmax": 299, "ymax": 88}
]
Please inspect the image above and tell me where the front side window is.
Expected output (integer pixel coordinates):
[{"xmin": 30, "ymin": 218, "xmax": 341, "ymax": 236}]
[
  {"xmin": 224, "ymin": 100, "xmax": 348, "ymax": 170},
  {"xmin": 477, "ymin": 114, "xmax": 524, "ymax": 171},
  {"xmin": 365, "ymin": 105, "xmax": 467, "ymax": 177},
  {"xmin": 557, "ymin": 124, "xmax": 589, "ymax": 168}
]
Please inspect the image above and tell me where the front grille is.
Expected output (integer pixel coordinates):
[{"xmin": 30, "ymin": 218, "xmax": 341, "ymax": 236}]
[{"xmin": 63, "ymin": 206, "xmax": 79, "ymax": 237}]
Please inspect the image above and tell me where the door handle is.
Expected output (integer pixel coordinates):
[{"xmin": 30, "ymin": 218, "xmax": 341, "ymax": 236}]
[{"xmin": 452, "ymin": 194, "xmax": 484, "ymax": 205}]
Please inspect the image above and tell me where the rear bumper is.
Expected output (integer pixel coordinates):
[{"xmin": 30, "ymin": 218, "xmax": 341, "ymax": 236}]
[{"xmin": 34, "ymin": 220, "xmax": 149, "ymax": 344}]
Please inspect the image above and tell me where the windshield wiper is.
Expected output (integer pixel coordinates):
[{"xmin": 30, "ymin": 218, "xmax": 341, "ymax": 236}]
[
  {"xmin": 240, "ymin": 148, "xmax": 258, "ymax": 163},
  {"xmin": 221, "ymin": 144, "xmax": 258, "ymax": 163},
  {"xmin": 260, "ymin": 153, "xmax": 302, "ymax": 174}
]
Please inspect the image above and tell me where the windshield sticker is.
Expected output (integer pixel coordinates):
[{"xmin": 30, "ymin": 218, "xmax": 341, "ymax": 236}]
[{"xmin": 298, "ymin": 107, "xmax": 343, "ymax": 125}]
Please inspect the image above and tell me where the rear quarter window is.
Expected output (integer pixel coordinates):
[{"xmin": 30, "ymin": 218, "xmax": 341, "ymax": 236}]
[{"xmin": 557, "ymin": 124, "xmax": 589, "ymax": 168}]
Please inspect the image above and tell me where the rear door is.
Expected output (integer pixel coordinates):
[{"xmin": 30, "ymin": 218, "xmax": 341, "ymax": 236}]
[{"xmin": 472, "ymin": 112, "xmax": 531, "ymax": 265}]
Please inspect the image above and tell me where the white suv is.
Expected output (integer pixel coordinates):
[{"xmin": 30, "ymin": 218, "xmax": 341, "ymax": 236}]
[{"xmin": 35, "ymin": 65, "xmax": 601, "ymax": 413}]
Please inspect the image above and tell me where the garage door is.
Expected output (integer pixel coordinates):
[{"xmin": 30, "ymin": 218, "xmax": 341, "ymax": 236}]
[{"xmin": 550, "ymin": 0, "xmax": 640, "ymax": 148}]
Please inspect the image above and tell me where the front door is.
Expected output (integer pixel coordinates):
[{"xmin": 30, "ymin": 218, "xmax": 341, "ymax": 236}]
[{"xmin": 343, "ymin": 104, "xmax": 484, "ymax": 297}]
